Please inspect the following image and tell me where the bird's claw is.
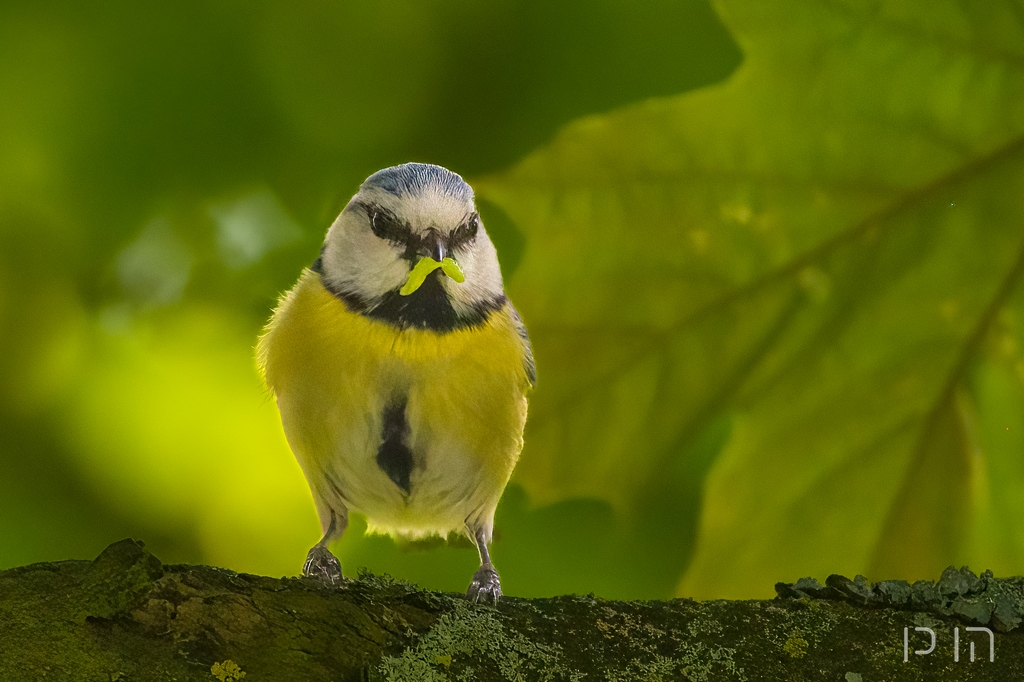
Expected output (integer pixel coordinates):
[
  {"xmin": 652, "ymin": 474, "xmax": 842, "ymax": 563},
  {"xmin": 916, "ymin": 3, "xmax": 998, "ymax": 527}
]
[
  {"xmin": 467, "ymin": 564, "xmax": 501, "ymax": 603},
  {"xmin": 303, "ymin": 545, "xmax": 343, "ymax": 584}
]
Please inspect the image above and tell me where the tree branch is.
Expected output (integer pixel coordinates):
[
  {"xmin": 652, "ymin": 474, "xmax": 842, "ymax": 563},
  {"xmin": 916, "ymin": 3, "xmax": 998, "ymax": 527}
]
[{"xmin": 2, "ymin": 540, "xmax": 1022, "ymax": 680}]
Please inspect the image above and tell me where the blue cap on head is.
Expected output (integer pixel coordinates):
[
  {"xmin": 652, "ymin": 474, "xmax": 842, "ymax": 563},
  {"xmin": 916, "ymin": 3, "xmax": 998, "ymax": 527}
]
[{"xmin": 362, "ymin": 163, "xmax": 473, "ymax": 201}]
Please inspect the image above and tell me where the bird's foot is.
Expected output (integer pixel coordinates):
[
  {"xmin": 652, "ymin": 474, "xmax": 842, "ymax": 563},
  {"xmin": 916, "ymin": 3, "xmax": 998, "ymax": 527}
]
[
  {"xmin": 303, "ymin": 544, "xmax": 343, "ymax": 584},
  {"xmin": 467, "ymin": 563, "xmax": 501, "ymax": 603}
]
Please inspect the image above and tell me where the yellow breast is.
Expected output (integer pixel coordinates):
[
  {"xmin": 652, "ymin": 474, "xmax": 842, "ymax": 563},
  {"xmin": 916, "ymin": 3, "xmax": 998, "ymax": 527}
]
[{"xmin": 258, "ymin": 269, "xmax": 531, "ymax": 536}]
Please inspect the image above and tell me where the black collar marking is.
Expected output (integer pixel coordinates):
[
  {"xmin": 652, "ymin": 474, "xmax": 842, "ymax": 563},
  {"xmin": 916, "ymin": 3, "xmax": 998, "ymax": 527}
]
[{"xmin": 319, "ymin": 268, "xmax": 505, "ymax": 333}]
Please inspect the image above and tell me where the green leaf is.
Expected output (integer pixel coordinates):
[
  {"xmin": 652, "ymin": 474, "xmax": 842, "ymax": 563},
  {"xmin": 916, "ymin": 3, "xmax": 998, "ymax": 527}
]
[{"xmin": 475, "ymin": 0, "xmax": 1024, "ymax": 597}]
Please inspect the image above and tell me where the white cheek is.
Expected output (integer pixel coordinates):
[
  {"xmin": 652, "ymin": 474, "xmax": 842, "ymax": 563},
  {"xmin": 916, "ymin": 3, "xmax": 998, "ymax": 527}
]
[
  {"xmin": 321, "ymin": 213, "xmax": 409, "ymax": 302},
  {"xmin": 346, "ymin": 240, "xmax": 409, "ymax": 300},
  {"xmin": 445, "ymin": 231, "xmax": 505, "ymax": 313}
]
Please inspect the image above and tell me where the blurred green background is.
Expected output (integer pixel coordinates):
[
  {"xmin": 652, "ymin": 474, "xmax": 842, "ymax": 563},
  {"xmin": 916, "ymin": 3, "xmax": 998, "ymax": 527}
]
[{"xmin": 2, "ymin": 0, "xmax": 1023, "ymax": 600}]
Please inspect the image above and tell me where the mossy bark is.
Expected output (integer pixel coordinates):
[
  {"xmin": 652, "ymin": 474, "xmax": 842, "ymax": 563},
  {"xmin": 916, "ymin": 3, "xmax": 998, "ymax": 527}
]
[{"xmin": 1, "ymin": 540, "xmax": 1021, "ymax": 681}]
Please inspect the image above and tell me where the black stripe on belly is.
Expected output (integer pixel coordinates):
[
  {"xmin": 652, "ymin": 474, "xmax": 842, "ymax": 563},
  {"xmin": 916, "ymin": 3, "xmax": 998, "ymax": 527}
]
[{"xmin": 377, "ymin": 400, "xmax": 413, "ymax": 495}]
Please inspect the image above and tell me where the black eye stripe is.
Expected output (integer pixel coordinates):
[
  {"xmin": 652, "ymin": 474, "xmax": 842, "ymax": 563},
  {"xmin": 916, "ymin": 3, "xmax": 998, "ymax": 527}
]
[
  {"xmin": 352, "ymin": 201, "xmax": 476, "ymax": 256},
  {"xmin": 369, "ymin": 209, "xmax": 412, "ymax": 244},
  {"xmin": 450, "ymin": 214, "xmax": 479, "ymax": 249}
]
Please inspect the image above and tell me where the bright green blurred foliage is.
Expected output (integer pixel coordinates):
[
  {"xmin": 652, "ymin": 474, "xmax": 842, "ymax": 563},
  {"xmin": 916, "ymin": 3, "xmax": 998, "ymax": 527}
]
[{"xmin": 1, "ymin": 0, "xmax": 1023, "ymax": 600}]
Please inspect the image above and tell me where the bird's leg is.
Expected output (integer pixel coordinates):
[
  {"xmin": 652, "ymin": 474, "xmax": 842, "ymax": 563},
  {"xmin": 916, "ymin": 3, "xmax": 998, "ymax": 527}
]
[
  {"xmin": 466, "ymin": 524, "xmax": 501, "ymax": 603},
  {"xmin": 303, "ymin": 509, "xmax": 347, "ymax": 584}
]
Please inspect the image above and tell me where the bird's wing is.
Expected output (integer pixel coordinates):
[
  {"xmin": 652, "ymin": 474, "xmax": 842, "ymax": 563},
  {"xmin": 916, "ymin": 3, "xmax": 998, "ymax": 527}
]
[{"xmin": 507, "ymin": 302, "xmax": 536, "ymax": 388}]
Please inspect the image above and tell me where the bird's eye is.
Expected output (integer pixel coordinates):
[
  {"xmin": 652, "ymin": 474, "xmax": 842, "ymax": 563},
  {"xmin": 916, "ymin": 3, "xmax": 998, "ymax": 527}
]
[
  {"xmin": 370, "ymin": 211, "xmax": 407, "ymax": 243},
  {"xmin": 452, "ymin": 215, "xmax": 479, "ymax": 248}
]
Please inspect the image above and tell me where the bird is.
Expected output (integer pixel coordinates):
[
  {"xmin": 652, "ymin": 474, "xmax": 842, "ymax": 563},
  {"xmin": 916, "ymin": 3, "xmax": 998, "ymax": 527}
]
[{"xmin": 257, "ymin": 163, "xmax": 534, "ymax": 602}]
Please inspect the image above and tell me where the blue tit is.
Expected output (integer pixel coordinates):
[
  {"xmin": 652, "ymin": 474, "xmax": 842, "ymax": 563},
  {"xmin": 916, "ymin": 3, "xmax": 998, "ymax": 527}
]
[{"xmin": 258, "ymin": 163, "xmax": 535, "ymax": 602}]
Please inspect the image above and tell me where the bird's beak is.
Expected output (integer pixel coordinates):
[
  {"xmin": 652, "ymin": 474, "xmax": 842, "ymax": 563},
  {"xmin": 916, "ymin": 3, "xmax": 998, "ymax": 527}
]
[
  {"xmin": 425, "ymin": 232, "xmax": 446, "ymax": 263},
  {"xmin": 400, "ymin": 233, "xmax": 465, "ymax": 296}
]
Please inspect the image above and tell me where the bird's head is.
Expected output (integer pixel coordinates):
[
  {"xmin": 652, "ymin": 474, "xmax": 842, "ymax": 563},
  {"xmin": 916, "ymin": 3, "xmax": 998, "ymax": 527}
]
[{"xmin": 319, "ymin": 163, "xmax": 504, "ymax": 326}]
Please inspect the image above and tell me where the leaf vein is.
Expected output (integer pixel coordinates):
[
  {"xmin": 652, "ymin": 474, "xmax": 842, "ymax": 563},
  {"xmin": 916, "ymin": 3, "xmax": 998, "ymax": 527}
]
[{"xmin": 529, "ymin": 135, "xmax": 1024, "ymax": 433}]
